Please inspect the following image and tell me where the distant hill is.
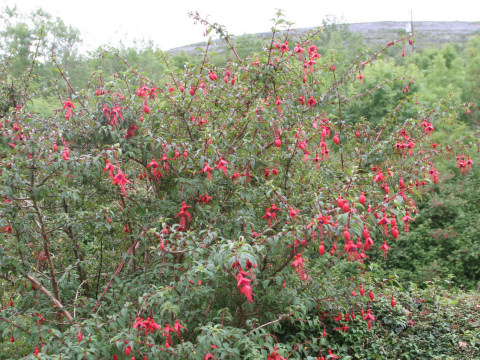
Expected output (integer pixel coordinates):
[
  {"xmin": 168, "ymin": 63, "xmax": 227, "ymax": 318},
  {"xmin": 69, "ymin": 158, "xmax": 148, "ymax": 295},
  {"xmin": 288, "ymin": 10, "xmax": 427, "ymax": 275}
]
[
  {"xmin": 167, "ymin": 21, "xmax": 480, "ymax": 55},
  {"xmin": 348, "ymin": 21, "xmax": 480, "ymax": 46}
]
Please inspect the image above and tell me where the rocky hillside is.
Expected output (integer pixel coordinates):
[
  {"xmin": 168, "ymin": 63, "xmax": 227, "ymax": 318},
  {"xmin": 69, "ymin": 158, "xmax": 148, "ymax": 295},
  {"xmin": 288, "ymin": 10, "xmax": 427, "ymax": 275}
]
[{"xmin": 167, "ymin": 21, "xmax": 480, "ymax": 55}]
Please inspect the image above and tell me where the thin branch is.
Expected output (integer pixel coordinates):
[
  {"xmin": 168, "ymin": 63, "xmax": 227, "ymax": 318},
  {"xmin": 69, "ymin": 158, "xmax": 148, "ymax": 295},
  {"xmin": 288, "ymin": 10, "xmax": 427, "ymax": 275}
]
[{"xmin": 25, "ymin": 274, "xmax": 73, "ymax": 324}]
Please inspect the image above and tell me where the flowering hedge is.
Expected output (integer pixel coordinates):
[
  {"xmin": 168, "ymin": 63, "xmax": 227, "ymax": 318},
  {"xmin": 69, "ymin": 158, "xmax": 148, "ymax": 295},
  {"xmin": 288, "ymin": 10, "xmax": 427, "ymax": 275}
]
[{"xmin": 1, "ymin": 12, "xmax": 478, "ymax": 359}]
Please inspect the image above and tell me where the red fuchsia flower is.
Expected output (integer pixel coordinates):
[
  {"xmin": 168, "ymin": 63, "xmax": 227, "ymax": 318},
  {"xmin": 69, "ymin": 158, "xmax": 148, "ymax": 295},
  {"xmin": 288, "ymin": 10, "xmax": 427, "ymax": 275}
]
[
  {"xmin": 336, "ymin": 196, "xmax": 344, "ymax": 208},
  {"xmin": 204, "ymin": 352, "xmax": 215, "ymax": 360},
  {"xmin": 359, "ymin": 284, "xmax": 365, "ymax": 296},
  {"xmin": 391, "ymin": 226, "xmax": 399, "ymax": 239},
  {"xmin": 344, "ymin": 239, "xmax": 358, "ymax": 261},
  {"xmin": 175, "ymin": 202, "xmax": 192, "ymax": 230},
  {"xmin": 208, "ymin": 71, "xmax": 218, "ymax": 81},
  {"xmin": 379, "ymin": 241, "xmax": 391, "ymax": 258},
  {"xmin": 318, "ymin": 240, "xmax": 325, "ymax": 255},
  {"xmin": 163, "ymin": 323, "xmax": 173, "ymax": 344},
  {"xmin": 293, "ymin": 44, "xmax": 304, "ymax": 60},
  {"xmin": 102, "ymin": 104, "xmax": 111, "ymax": 121},
  {"xmin": 174, "ymin": 319, "xmax": 185, "ymax": 339},
  {"xmin": 288, "ymin": 207, "xmax": 300, "ymax": 218},
  {"xmin": 291, "ymin": 253, "xmax": 310, "ymax": 280},
  {"xmin": 391, "ymin": 295, "xmax": 396, "ymax": 308},
  {"xmin": 334, "ymin": 323, "xmax": 350, "ymax": 333},
  {"xmin": 77, "ymin": 329, "xmax": 82, "ymax": 342},
  {"xmin": 95, "ymin": 88, "xmax": 105, "ymax": 96},
  {"xmin": 159, "ymin": 153, "xmax": 170, "ymax": 172},
  {"xmin": 359, "ymin": 192, "xmax": 366, "ymax": 205},
  {"xmin": 274, "ymin": 41, "xmax": 289, "ymax": 53},
  {"xmin": 298, "ymin": 95, "xmax": 305, "ymax": 105},
  {"xmin": 262, "ymin": 210, "xmax": 273, "ymax": 227},
  {"xmin": 274, "ymin": 136, "xmax": 282, "ymax": 148},
  {"xmin": 364, "ymin": 236, "xmax": 374, "ymax": 251},
  {"xmin": 316, "ymin": 212, "xmax": 331, "ymax": 227},
  {"xmin": 327, "ymin": 349, "xmax": 339, "ymax": 359},
  {"xmin": 136, "ymin": 85, "xmax": 149, "ymax": 98},
  {"xmin": 267, "ymin": 346, "xmax": 286, "ymax": 360},
  {"xmin": 231, "ymin": 172, "xmax": 241, "ymax": 181},
  {"xmin": 2, "ymin": 226, "xmax": 12, "ymax": 234},
  {"xmin": 145, "ymin": 318, "xmax": 162, "ymax": 333},
  {"xmin": 358, "ymin": 249, "xmax": 369, "ymax": 262},
  {"xmin": 363, "ymin": 309, "xmax": 376, "ymax": 330},
  {"xmin": 62, "ymin": 98, "xmax": 74, "ymax": 119},
  {"xmin": 307, "ymin": 96, "xmax": 316, "ymax": 109},
  {"xmin": 111, "ymin": 105, "xmax": 124, "ymax": 124},
  {"xmin": 357, "ymin": 72, "xmax": 365, "ymax": 85},
  {"xmin": 267, "ymin": 203, "xmax": 281, "ymax": 221},
  {"xmin": 382, "ymin": 183, "xmax": 389, "ymax": 194},
  {"xmin": 307, "ymin": 44, "xmax": 318, "ymax": 56},
  {"xmin": 198, "ymin": 194, "xmax": 212, "ymax": 205},
  {"xmin": 53, "ymin": 141, "xmax": 58, "ymax": 152},
  {"xmin": 373, "ymin": 169, "xmax": 385, "ymax": 182},
  {"xmin": 236, "ymin": 270, "xmax": 254, "ymax": 303},
  {"xmin": 147, "ymin": 158, "xmax": 160, "ymax": 170},
  {"xmin": 402, "ymin": 211, "xmax": 415, "ymax": 233},
  {"xmin": 356, "ymin": 238, "xmax": 363, "ymax": 250},
  {"xmin": 215, "ymin": 156, "xmax": 229, "ymax": 177},
  {"xmin": 274, "ymin": 96, "xmax": 284, "ymax": 114},
  {"xmin": 133, "ymin": 317, "xmax": 147, "ymax": 329},
  {"xmin": 124, "ymin": 124, "xmax": 138, "ymax": 138},
  {"xmin": 62, "ymin": 147, "xmax": 70, "ymax": 161},
  {"xmin": 333, "ymin": 133, "xmax": 340, "ymax": 145},
  {"xmin": 377, "ymin": 211, "xmax": 391, "ymax": 236},
  {"xmin": 198, "ymin": 80, "xmax": 208, "ymax": 95},
  {"xmin": 303, "ymin": 58, "xmax": 317, "ymax": 73},
  {"xmin": 113, "ymin": 169, "xmax": 131, "ymax": 196},
  {"xmin": 271, "ymin": 166, "xmax": 279, "ymax": 177},
  {"xmin": 428, "ymin": 163, "xmax": 439, "ymax": 183},
  {"xmin": 143, "ymin": 102, "xmax": 150, "ymax": 114},
  {"xmin": 202, "ymin": 162, "xmax": 214, "ymax": 181}
]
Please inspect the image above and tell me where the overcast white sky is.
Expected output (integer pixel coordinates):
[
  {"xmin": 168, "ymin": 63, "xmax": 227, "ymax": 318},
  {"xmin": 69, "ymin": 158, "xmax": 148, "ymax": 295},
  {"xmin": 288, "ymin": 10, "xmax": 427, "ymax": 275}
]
[{"xmin": 1, "ymin": 0, "xmax": 479, "ymax": 51}]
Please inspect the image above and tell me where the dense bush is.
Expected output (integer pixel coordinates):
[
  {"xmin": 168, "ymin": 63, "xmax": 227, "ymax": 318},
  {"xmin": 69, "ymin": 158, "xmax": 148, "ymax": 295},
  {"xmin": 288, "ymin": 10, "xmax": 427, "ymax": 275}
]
[
  {"xmin": 1, "ymin": 10, "xmax": 479, "ymax": 360},
  {"xmin": 379, "ymin": 169, "xmax": 480, "ymax": 289}
]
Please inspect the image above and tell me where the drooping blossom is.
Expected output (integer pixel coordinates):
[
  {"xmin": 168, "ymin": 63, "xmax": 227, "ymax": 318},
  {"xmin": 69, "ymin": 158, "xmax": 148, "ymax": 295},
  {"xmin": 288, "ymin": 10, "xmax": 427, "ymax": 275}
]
[
  {"xmin": 63, "ymin": 98, "xmax": 74, "ymax": 119},
  {"xmin": 113, "ymin": 169, "xmax": 131, "ymax": 195},
  {"xmin": 236, "ymin": 270, "xmax": 254, "ymax": 303}
]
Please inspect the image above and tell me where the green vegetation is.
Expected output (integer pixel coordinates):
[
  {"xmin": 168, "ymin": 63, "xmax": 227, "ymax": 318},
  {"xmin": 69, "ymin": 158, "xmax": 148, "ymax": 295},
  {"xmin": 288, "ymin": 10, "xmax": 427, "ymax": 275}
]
[{"xmin": 1, "ymin": 6, "xmax": 479, "ymax": 359}]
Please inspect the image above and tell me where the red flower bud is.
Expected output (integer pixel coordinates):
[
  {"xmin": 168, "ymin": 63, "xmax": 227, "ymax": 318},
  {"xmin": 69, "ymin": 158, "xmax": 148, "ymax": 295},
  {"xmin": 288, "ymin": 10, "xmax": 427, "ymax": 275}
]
[{"xmin": 359, "ymin": 192, "xmax": 366, "ymax": 205}]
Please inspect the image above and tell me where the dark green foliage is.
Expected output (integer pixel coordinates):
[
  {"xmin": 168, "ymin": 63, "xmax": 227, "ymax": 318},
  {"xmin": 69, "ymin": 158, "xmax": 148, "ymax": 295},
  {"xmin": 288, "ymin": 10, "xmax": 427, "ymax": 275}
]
[{"xmin": 379, "ymin": 170, "xmax": 480, "ymax": 289}]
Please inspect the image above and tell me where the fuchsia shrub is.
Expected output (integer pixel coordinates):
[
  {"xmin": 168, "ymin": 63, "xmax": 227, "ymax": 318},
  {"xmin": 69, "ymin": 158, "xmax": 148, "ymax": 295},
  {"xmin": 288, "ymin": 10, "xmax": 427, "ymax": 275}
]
[{"xmin": 0, "ymin": 12, "xmax": 478, "ymax": 359}]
